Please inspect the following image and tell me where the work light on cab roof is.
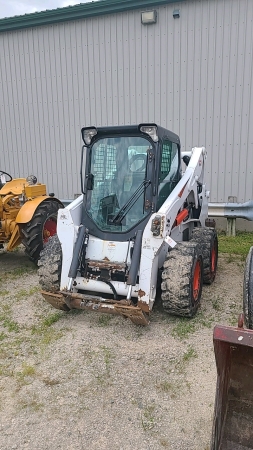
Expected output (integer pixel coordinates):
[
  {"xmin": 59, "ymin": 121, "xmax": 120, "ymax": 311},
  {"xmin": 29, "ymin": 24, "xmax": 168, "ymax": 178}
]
[
  {"xmin": 82, "ymin": 127, "xmax": 98, "ymax": 145},
  {"xmin": 139, "ymin": 124, "xmax": 159, "ymax": 142}
]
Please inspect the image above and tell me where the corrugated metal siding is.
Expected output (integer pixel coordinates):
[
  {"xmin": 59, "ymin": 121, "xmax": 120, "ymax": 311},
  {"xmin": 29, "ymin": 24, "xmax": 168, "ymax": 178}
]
[{"xmin": 0, "ymin": 0, "xmax": 253, "ymax": 201}]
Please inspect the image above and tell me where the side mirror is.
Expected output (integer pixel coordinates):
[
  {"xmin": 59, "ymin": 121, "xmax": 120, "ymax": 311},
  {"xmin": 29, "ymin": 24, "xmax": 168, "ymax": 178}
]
[{"xmin": 86, "ymin": 173, "xmax": 94, "ymax": 190}]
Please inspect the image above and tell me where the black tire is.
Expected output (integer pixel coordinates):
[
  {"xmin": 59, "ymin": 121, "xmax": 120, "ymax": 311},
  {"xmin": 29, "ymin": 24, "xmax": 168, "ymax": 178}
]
[
  {"xmin": 161, "ymin": 241, "xmax": 203, "ymax": 318},
  {"xmin": 243, "ymin": 246, "xmax": 253, "ymax": 329},
  {"xmin": 191, "ymin": 227, "xmax": 218, "ymax": 284},
  {"xmin": 22, "ymin": 199, "xmax": 61, "ymax": 263},
  {"xmin": 38, "ymin": 235, "xmax": 69, "ymax": 311}
]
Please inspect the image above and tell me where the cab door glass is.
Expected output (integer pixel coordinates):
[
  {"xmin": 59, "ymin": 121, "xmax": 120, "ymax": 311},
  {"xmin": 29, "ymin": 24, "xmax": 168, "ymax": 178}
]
[
  {"xmin": 157, "ymin": 141, "xmax": 179, "ymax": 209},
  {"xmin": 86, "ymin": 136, "xmax": 153, "ymax": 232}
]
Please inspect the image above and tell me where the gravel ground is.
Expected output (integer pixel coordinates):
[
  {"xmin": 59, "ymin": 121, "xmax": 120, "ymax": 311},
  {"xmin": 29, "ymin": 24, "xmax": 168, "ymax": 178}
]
[{"xmin": 0, "ymin": 247, "xmax": 245, "ymax": 450}]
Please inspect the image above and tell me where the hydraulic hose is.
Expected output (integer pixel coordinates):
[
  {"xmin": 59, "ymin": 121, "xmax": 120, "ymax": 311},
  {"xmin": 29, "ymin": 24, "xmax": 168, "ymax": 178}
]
[{"xmin": 127, "ymin": 229, "xmax": 143, "ymax": 286}]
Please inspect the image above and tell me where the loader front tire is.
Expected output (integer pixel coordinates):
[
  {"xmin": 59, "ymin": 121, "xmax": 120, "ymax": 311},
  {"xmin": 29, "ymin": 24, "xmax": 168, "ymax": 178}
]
[
  {"xmin": 38, "ymin": 235, "xmax": 69, "ymax": 311},
  {"xmin": 161, "ymin": 242, "xmax": 203, "ymax": 318},
  {"xmin": 191, "ymin": 227, "xmax": 218, "ymax": 284},
  {"xmin": 22, "ymin": 200, "xmax": 61, "ymax": 263},
  {"xmin": 243, "ymin": 246, "xmax": 253, "ymax": 329}
]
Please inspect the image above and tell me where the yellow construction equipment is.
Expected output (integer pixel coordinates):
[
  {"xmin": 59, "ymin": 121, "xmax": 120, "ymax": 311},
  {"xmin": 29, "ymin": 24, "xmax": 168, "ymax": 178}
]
[{"xmin": 0, "ymin": 170, "xmax": 63, "ymax": 262}]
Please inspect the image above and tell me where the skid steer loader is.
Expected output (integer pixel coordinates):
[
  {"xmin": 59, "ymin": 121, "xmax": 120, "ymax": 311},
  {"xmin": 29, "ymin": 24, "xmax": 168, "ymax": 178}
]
[
  {"xmin": 38, "ymin": 124, "xmax": 218, "ymax": 325},
  {"xmin": 0, "ymin": 170, "xmax": 63, "ymax": 262}
]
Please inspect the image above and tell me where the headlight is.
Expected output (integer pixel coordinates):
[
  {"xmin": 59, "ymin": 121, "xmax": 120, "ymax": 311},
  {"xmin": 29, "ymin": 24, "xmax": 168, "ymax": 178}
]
[
  {"xmin": 151, "ymin": 215, "xmax": 162, "ymax": 236},
  {"xmin": 139, "ymin": 124, "xmax": 158, "ymax": 142},
  {"xmin": 26, "ymin": 175, "xmax": 37, "ymax": 185},
  {"xmin": 82, "ymin": 127, "xmax": 97, "ymax": 145}
]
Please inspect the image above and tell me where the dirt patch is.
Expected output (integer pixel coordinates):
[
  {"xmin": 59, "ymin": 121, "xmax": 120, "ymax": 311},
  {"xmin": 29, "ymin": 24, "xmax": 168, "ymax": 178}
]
[{"xmin": 0, "ymin": 247, "xmax": 245, "ymax": 450}]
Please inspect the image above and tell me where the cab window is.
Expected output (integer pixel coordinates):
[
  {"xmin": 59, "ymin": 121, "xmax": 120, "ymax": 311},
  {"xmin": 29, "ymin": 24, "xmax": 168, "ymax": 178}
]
[{"xmin": 157, "ymin": 140, "xmax": 180, "ymax": 209}]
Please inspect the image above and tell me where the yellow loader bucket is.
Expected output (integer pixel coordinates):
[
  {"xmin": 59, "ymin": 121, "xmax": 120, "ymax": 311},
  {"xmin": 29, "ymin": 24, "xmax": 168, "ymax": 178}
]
[{"xmin": 211, "ymin": 321, "xmax": 253, "ymax": 449}]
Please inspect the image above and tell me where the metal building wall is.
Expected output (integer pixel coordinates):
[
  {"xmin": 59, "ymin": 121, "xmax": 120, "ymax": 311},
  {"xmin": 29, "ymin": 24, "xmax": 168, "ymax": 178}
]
[{"xmin": 0, "ymin": 0, "xmax": 252, "ymax": 201}]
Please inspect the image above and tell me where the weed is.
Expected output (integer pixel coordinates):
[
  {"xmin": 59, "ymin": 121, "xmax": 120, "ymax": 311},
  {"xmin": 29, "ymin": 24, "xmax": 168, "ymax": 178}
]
[
  {"xmin": 182, "ymin": 345, "xmax": 198, "ymax": 363},
  {"xmin": 156, "ymin": 380, "xmax": 179, "ymax": 397},
  {"xmin": 41, "ymin": 312, "xmax": 63, "ymax": 328},
  {"xmin": 160, "ymin": 438, "xmax": 169, "ymax": 448},
  {"xmin": 195, "ymin": 309, "xmax": 216, "ymax": 329},
  {"xmin": 19, "ymin": 395, "xmax": 44, "ymax": 412},
  {"xmin": 0, "ymin": 363, "xmax": 15, "ymax": 377},
  {"xmin": 9, "ymin": 266, "xmax": 36, "ymax": 278},
  {"xmin": 0, "ymin": 303, "xmax": 11, "ymax": 313},
  {"xmin": 21, "ymin": 362, "xmax": 36, "ymax": 377},
  {"xmin": 0, "ymin": 332, "xmax": 6, "ymax": 341},
  {"xmin": 0, "ymin": 289, "xmax": 9, "ymax": 296},
  {"xmin": 172, "ymin": 346, "xmax": 198, "ymax": 374},
  {"xmin": 30, "ymin": 313, "xmax": 64, "ymax": 351},
  {"xmin": 228, "ymin": 314, "xmax": 239, "ymax": 326},
  {"xmin": 98, "ymin": 315, "xmax": 112, "ymax": 327},
  {"xmin": 40, "ymin": 329, "xmax": 64, "ymax": 346},
  {"xmin": 31, "ymin": 312, "xmax": 63, "ymax": 334},
  {"xmin": 0, "ymin": 336, "xmax": 23, "ymax": 360},
  {"xmin": 172, "ymin": 318, "xmax": 197, "ymax": 339},
  {"xmin": 199, "ymin": 315, "xmax": 214, "ymax": 329},
  {"xmin": 29, "ymin": 286, "xmax": 41, "ymax": 295},
  {"xmin": 101, "ymin": 346, "xmax": 113, "ymax": 373},
  {"xmin": 15, "ymin": 286, "xmax": 40, "ymax": 300},
  {"xmin": 133, "ymin": 326, "xmax": 145, "ymax": 338},
  {"xmin": 225, "ymin": 254, "xmax": 237, "ymax": 264},
  {"xmin": 15, "ymin": 289, "xmax": 29, "ymax": 300},
  {"xmin": 212, "ymin": 297, "xmax": 221, "ymax": 311},
  {"xmin": 0, "ymin": 316, "xmax": 19, "ymax": 333},
  {"xmin": 16, "ymin": 362, "xmax": 36, "ymax": 383},
  {"xmin": 141, "ymin": 403, "xmax": 156, "ymax": 431}
]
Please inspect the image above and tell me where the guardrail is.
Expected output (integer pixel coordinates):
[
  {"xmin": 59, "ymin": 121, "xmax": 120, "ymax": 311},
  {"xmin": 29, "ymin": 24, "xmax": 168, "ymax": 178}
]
[
  {"xmin": 208, "ymin": 200, "xmax": 253, "ymax": 236},
  {"xmin": 208, "ymin": 201, "xmax": 253, "ymax": 221}
]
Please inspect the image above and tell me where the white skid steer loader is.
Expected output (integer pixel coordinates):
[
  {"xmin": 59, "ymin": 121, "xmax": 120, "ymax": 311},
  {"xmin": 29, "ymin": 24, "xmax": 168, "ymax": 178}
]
[{"xmin": 38, "ymin": 124, "xmax": 218, "ymax": 325}]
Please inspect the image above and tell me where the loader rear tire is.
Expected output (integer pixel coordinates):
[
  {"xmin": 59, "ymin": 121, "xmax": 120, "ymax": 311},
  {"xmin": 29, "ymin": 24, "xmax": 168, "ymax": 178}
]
[
  {"xmin": 38, "ymin": 235, "xmax": 69, "ymax": 311},
  {"xmin": 22, "ymin": 200, "xmax": 61, "ymax": 264},
  {"xmin": 191, "ymin": 227, "xmax": 218, "ymax": 284},
  {"xmin": 161, "ymin": 241, "xmax": 203, "ymax": 318},
  {"xmin": 243, "ymin": 246, "xmax": 253, "ymax": 329}
]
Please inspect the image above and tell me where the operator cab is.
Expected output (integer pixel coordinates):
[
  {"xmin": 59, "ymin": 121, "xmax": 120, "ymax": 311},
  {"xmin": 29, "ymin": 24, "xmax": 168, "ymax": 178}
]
[{"xmin": 81, "ymin": 124, "xmax": 181, "ymax": 239}]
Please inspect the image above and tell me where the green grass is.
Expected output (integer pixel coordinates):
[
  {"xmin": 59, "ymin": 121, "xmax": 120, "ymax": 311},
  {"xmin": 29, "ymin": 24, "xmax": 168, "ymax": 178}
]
[
  {"xmin": 171, "ymin": 308, "xmax": 217, "ymax": 340},
  {"xmin": 218, "ymin": 231, "xmax": 253, "ymax": 256},
  {"xmin": 101, "ymin": 346, "xmax": 113, "ymax": 374},
  {"xmin": 18, "ymin": 393, "xmax": 44, "ymax": 412},
  {"xmin": 141, "ymin": 403, "xmax": 156, "ymax": 431},
  {"xmin": 0, "ymin": 264, "xmax": 36, "ymax": 287},
  {"xmin": 0, "ymin": 290, "xmax": 9, "ymax": 297},
  {"xmin": 41, "ymin": 312, "xmax": 63, "ymax": 328},
  {"xmin": 31, "ymin": 312, "xmax": 63, "ymax": 333},
  {"xmin": 30, "ymin": 312, "xmax": 64, "ymax": 348},
  {"xmin": 15, "ymin": 286, "xmax": 40, "ymax": 301},
  {"xmin": 0, "ymin": 304, "xmax": 20, "ymax": 333},
  {"xmin": 212, "ymin": 297, "xmax": 222, "ymax": 311},
  {"xmin": 0, "ymin": 332, "xmax": 7, "ymax": 341},
  {"xmin": 97, "ymin": 315, "xmax": 112, "ymax": 327},
  {"xmin": 0, "ymin": 318, "xmax": 20, "ymax": 333},
  {"xmin": 182, "ymin": 345, "xmax": 198, "ymax": 363},
  {"xmin": 172, "ymin": 318, "xmax": 197, "ymax": 339},
  {"xmin": 16, "ymin": 362, "xmax": 36, "ymax": 384}
]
